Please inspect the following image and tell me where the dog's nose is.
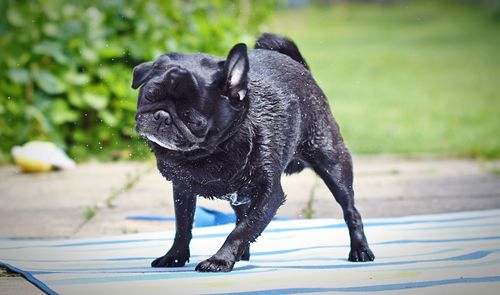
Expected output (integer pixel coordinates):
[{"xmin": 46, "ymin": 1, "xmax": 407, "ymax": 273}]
[{"xmin": 153, "ymin": 110, "xmax": 172, "ymax": 125}]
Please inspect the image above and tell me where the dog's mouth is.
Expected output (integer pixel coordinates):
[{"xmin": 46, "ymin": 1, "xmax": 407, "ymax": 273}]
[
  {"xmin": 170, "ymin": 112, "xmax": 206, "ymax": 144},
  {"xmin": 139, "ymin": 130, "xmax": 202, "ymax": 152},
  {"xmin": 136, "ymin": 109, "xmax": 206, "ymax": 153}
]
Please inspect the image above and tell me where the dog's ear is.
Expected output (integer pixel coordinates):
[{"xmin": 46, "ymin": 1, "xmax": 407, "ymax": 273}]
[
  {"xmin": 223, "ymin": 43, "xmax": 249, "ymax": 101},
  {"xmin": 131, "ymin": 61, "xmax": 154, "ymax": 89}
]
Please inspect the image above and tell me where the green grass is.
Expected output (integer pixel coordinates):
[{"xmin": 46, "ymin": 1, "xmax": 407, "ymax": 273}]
[
  {"xmin": 268, "ymin": 1, "xmax": 500, "ymax": 158},
  {"xmin": 0, "ymin": 266, "xmax": 19, "ymax": 277},
  {"xmin": 83, "ymin": 206, "xmax": 97, "ymax": 221}
]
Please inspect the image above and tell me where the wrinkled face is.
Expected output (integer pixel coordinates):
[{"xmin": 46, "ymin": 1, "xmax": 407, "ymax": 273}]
[{"xmin": 132, "ymin": 44, "xmax": 249, "ymax": 153}]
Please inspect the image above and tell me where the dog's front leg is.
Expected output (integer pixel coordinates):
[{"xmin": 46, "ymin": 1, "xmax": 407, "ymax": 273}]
[
  {"xmin": 196, "ymin": 178, "xmax": 285, "ymax": 272},
  {"xmin": 152, "ymin": 183, "xmax": 196, "ymax": 267}
]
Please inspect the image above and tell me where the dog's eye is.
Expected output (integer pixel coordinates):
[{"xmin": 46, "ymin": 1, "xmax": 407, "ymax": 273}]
[
  {"xmin": 221, "ymin": 95, "xmax": 229, "ymax": 100},
  {"xmin": 144, "ymin": 88, "xmax": 160, "ymax": 102}
]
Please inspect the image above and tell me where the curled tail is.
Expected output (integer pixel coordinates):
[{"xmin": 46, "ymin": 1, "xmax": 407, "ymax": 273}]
[{"xmin": 255, "ymin": 33, "xmax": 309, "ymax": 70}]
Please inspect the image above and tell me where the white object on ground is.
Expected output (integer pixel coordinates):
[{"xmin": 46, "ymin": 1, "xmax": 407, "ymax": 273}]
[{"xmin": 11, "ymin": 141, "xmax": 75, "ymax": 172}]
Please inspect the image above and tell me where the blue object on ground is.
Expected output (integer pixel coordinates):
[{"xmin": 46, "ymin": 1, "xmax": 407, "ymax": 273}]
[
  {"xmin": 194, "ymin": 206, "xmax": 237, "ymax": 227},
  {"xmin": 125, "ymin": 206, "xmax": 236, "ymax": 227},
  {"xmin": 126, "ymin": 206, "xmax": 288, "ymax": 227}
]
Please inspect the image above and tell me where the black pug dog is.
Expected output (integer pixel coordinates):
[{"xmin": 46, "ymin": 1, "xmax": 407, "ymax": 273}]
[{"xmin": 132, "ymin": 33, "xmax": 374, "ymax": 272}]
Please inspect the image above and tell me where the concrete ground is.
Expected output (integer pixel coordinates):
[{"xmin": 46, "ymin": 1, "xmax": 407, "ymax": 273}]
[{"xmin": 1, "ymin": 156, "xmax": 500, "ymax": 294}]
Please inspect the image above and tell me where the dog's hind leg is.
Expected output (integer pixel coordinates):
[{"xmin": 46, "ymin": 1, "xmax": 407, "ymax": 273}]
[
  {"xmin": 231, "ymin": 202, "xmax": 251, "ymax": 261},
  {"xmin": 304, "ymin": 143, "xmax": 375, "ymax": 262}
]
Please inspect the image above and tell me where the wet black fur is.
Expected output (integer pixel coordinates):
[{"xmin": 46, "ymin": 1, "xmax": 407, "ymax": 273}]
[{"xmin": 132, "ymin": 33, "xmax": 374, "ymax": 272}]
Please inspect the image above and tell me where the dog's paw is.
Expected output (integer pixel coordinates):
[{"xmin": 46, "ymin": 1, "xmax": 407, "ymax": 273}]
[
  {"xmin": 195, "ymin": 257, "xmax": 235, "ymax": 272},
  {"xmin": 348, "ymin": 246, "xmax": 375, "ymax": 262},
  {"xmin": 151, "ymin": 254, "xmax": 189, "ymax": 268}
]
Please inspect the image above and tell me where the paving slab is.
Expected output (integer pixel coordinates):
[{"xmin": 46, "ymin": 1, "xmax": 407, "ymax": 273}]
[
  {"xmin": 0, "ymin": 277, "xmax": 43, "ymax": 295},
  {"xmin": 70, "ymin": 156, "xmax": 500, "ymax": 239},
  {"xmin": 313, "ymin": 157, "xmax": 500, "ymax": 218},
  {"xmin": 74, "ymin": 167, "xmax": 320, "ymax": 237},
  {"xmin": 74, "ymin": 167, "xmax": 175, "ymax": 237},
  {"xmin": 1, "ymin": 157, "xmax": 499, "ymax": 239},
  {"xmin": 0, "ymin": 161, "xmax": 148, "ymax": 238}
]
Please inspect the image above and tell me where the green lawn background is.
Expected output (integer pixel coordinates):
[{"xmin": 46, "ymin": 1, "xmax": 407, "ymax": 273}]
[{"xmin": 267, "ymin": 1, "xmax": 500, "ymax": 158}]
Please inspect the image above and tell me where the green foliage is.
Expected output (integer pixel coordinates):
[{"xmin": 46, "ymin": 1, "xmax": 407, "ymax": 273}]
[{"xmin": 0, "ymin": 0, "xmax": 275, "ymax": 162}]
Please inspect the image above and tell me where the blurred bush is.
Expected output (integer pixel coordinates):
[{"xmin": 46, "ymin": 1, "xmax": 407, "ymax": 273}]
[{"xmin": 0, "ymin": 0, "xmax": 275, "ymax": 162}]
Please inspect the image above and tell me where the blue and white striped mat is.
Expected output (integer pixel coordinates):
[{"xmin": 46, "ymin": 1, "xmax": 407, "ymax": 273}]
[{"xmin": 1, "ymin": 209, "xmax": 500, "ymax": 294}]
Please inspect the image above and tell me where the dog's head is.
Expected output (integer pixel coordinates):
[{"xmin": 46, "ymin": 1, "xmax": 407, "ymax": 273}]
[{"xmin": 133, "ymin": 44, "xmax": 249, "ymax": 154}]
